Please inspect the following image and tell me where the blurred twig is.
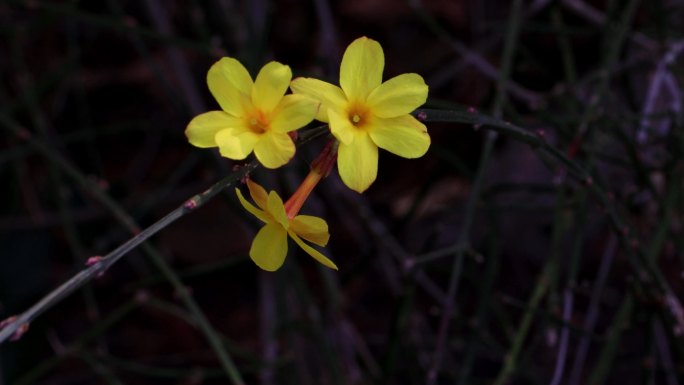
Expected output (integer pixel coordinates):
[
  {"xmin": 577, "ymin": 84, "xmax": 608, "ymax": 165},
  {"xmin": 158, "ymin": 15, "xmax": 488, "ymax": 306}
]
[
  {"xmin": 410, "ymin": 0, "xmax": 544, "ymax": 109},
  {"xmin": 416, "ymin": 104, "xmax": 684, "ymax": 331},
  {"xmin": 566, "ymin": 235, "xmax": 617, "ymax": 385},
  {"xmin": 428, "ymin": 1, "xmax": 525, "ymax": 383},
  {"xmin": 561, "ymin": 0, "xmax": 655, "ymax": 49},
  {"xmin": 8, "ymin": 0, "xmax": 215, "ymax": 53},
  {"xmin": 14, "ymin": 300, "xmax": 138, "ymax": 385},
  {"xmin": 637, "ymin": 40, "xmax": 684, "ymax": 143},
  {"xmin": 493, "ymin": 261, "xmax": 555, "ymax": 385}
]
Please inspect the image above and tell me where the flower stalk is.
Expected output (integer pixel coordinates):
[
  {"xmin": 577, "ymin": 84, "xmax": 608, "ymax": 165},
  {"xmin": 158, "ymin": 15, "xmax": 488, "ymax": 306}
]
[{"xmin": 284, "ymin": 140, "xmax": 338, "ymax": 219}]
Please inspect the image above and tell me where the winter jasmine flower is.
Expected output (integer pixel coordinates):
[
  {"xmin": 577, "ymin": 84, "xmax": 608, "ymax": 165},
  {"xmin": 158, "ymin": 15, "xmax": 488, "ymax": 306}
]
[
  {"xmin": 187, "ymin": 58, "xmax": 319, "ymax": 168},
  {"xmin": 291, "ymin": 37, "xmax": 430, "ymax": 192}
]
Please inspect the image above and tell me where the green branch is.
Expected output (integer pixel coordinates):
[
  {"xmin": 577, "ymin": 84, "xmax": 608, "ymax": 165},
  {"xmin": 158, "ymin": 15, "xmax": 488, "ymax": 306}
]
[
  {"xmin": 0, "ymin": 111, "xmax": 329, "ymax": 383},
  {"xmin": 415, "ymin": 107, "xmax": 681, "ymax": 324}
]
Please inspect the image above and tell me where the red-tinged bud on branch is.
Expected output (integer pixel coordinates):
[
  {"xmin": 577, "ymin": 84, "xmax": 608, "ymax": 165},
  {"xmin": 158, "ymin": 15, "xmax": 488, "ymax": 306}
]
[
  {"xmin": 10, "ymin": 322, "xmax": 29, "ymax": 341},
  {"xmin": 0, "ymin": 316, "xmax": 17, "ymax": 330},
  {"xmin": 85, "ymin": 256, "xmax": 108, "ymax": 278},
  {"xmin": 0, "ymin": 316, "xmax": 30, "ymax": 342},
  {"xmin": 86, "ymin": 256, "xmax": 103, "ymax": 266},
  {"xmin": 183, "ymin": 198, "xmax": 199, "ymax": 212}
]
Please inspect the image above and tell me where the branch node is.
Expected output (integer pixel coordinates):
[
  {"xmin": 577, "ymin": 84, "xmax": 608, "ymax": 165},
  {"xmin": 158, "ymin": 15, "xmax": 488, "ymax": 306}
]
[
  {"xmin": 183, "ymin": 198, "xmax": 199, "ymax": 212},
  {"xmin": 17, "ymin": 127, "xmax": 32, "ymax": 140},
  {"xmin": 0, "ymin": 316, "xmax": 30, "ymax": 342},
  {"xmin": 85, "ymin": 255, "xmax": 103, "ymax": 267},
  {"xmin": 135, "ymin": 290, "xmax": 151, "ymax": 304}
]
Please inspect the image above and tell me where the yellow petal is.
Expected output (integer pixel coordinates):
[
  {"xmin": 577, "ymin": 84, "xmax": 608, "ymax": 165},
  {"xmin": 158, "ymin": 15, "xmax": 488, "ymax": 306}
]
[
  {"xmin": 246, "ymin": 179, "xmax": 269, "ymax": 211},
  {"xmin": 215, "ymin": 129, "xmax": 259, "ymax": 160},
  {"xmin": 289, "ymin": 232, "xmax": 338, "ymax": 270},
  {"xmin": 250, "ymin": 223, "xmax": 288, "ymax": 271},
  {"xmin": 267, "ymin": 191, "xmax": 289, "ymax": 228},
  {"xmin": 270, "ymin": 94, "xmax": 319, "ymax": 133},
  {"xmin": 235, "ymin": 187, "xmax": 270, "ymax": 223},
  {"xmin": 207, "ymin": 58, "xmax": 253, "ymax": 116},
  {"xmin": 291, "ymin": 215, "xmax": 329, "ymax": 246},
  {"xmin": 337, "ymin": 132, "xmax": 378, "ymax": 193},
  {"xmin": 340, "ymin": 37, "xmax": 384, "ymax": 101},
  {"xmin": 328, "ymin": 108, "xmax": 356, "ymax": 145},
  {"xmin": 253, "ymin": 132, "xmax": 295, "ymax": 169},
  {"xmin": 290, "ymin": 77, "xmax": 347, "ymax": 122},
  {"xmin": 366, "ymin": 73, "xmax": 428, "ymax": 118},
  {"xmin": 368, "ymin": 114, "xmax": 430, "ymax": 159},
  {"xmin": 185, "ymin": 111, "xmax": 243, "ymax": 148},
  {"xmin": 252, "ymin": 61, "xmax": 291, "ymax": 113}
]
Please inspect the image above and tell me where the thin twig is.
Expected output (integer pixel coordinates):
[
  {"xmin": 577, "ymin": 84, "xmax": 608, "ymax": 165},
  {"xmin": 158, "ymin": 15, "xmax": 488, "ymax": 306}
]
[
  {"xmin": 417, "ymin": 104, "xmax": 684, "ymax": 354},
  {"xmin": 561, "ymin": 0, "xmax": 655, "ymax": 49},
  {"xmin": 143, "ymin": 0, "xmax": 207, "ymax": 115},
  {"xmin": 548, "ymin": 288, "xmax": 573, "ymax": 385},
  {"xmin": 13, "ymin": 300, "xmax": 139, "ymax": 385},
  {"xmin": 259, "ymin": 272, "xmax": 277, "ymax": 385},
  {"xmin": 654, "ymin": 319, "xmax": 680, "ymax": 385},
  {"xmin": 9, "ymin": 0, "xmax": 214, "ymax": 53},
  {"xmin": 637, "ymin": 40, "xmax": 684, "ymax": 143},
  {"xmin": 312, "ymin": 0, "xmax": 339, "ymax": 76},
  {"xmin": 410, "ymin": 0, "xmax": 543, "ymax": 109},
  {"xmin": 493, "ymin": 261, "xmax": 555, "ymax": 385},
  {"xmin": 586, "ymin": 295, "xmax": 634, "ymax": 385},
  {"xmin": 0, "ymin": 114, "xmax": 328, "ymax": 376},
  {"xmin": 567, "ymin": 235, "xmax": 617, "ymax": 385},
  {"xmin": 0, "ymin": 151, "xmax": 257, "ymax": 344},
  {"xmin": 427, "ymin": 1, "xmax": 524, "ymax": 381}
]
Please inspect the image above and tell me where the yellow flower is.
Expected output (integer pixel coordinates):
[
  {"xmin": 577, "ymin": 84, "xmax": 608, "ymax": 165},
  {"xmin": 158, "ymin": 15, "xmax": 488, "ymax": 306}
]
[
  {"xmin": 236, "ymin": 179, "xmax": 337, "ymax": 271},
  {"xmin": 291, "ymin": 36, "xmax": 430, "ymax": 192},
  {"xmin": 186, "ymin": 58, "xmax": 319, "ymax": 168}
]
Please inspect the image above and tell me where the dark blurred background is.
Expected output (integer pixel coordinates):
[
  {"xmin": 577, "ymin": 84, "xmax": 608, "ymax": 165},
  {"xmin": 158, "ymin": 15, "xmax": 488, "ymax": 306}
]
[{"xmin": 1, "ymin": 0, "xmax": 684, "ymax": 384}]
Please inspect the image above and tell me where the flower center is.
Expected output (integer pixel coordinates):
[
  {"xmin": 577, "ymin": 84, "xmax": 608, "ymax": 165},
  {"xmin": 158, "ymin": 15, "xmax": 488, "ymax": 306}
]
[
  {"xmin": 347, "ymin": 103, "xmax": 370, "ymax": 129},
  {"xmin": 247, "ymin": 111, "xmax": 270, "ymax": 134}
]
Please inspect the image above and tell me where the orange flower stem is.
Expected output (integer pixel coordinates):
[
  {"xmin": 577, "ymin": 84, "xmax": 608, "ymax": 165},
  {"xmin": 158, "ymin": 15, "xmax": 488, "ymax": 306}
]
[{"xmin": 284, "ymin": 140, "xmax": 338, "ymax": 219}]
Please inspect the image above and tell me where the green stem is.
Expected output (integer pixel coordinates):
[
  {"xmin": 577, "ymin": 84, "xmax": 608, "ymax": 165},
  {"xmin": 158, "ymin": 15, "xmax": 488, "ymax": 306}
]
[
  {"xmin": 15, "ymin": 300, "xmax": 138, "ymax": 385},
  {"xmin": 8, "ymin": 0, "xmax": 214, "ymax": 53},
  {"xmin": 492, "ymin": 261, "xmax": 555, "ymax": 385},
  {"xmin": 1, "ymin": 110, "xmax": 329, "ymax": 383},
  {"xmin": 427, "ymin": 0, "xmax": 524, "ymax": 381},
  {"xmin": 415, "ymin": 107, "xmax": 675, "ymax": 299},
  {"xmin": 141, "ymin": 243, "xmax": 247, "ymax": 383},
  {"xmin": 0, "ymin": 123, "xmax": 258, "ymax": 343},
  {"xmin": 586, "ymin": 296, "xmax": 634, "ymax": 385}
]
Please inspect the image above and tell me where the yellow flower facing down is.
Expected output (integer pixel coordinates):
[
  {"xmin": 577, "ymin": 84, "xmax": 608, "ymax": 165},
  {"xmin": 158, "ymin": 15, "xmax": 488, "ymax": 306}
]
[
  {"xmin": 236, "ymin": 179, "xmax": 337, "ymax": 272},
  {"xmin": 291, "ymin": 36, "xmax": 430, "ymax": 192},
  {"xmin": 186, "ymin": 58, "xmax": 319, "ymax": 168}
]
